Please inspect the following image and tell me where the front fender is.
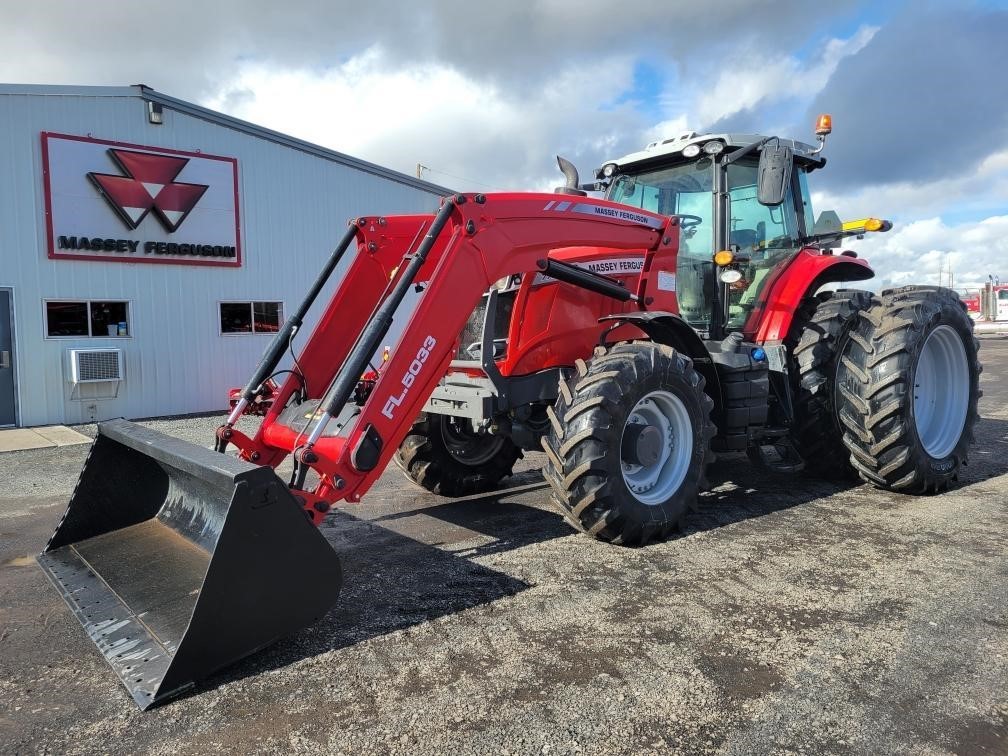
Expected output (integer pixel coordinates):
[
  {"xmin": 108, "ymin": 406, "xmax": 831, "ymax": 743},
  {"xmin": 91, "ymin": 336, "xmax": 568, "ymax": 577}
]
[
  {"xmin": 598, "ymin": 311, "xmax": 721, "ymax": 419},
  {"xmin": 746, "ymin": 249, "xmax": 874, "ymax": 342},
  {"xmin": 599, "ymin": 311, "xmax": 709, "ymax": 361}
]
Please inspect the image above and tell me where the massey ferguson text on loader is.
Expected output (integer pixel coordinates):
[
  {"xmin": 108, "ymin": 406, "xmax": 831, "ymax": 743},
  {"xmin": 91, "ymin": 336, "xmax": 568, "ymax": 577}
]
[{"xmin": 39, "ymin": 116, "xmax": 981, "ymax": 708}]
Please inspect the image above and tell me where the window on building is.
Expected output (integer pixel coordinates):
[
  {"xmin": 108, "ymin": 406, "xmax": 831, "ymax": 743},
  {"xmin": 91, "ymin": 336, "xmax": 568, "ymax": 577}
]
[
  {"xmin": 45, "ymin": 300, "xmax": 130, "ymax": 337},
  {"xmin": 253, "ymin": 302, "xmax": 282, "ymax": 332},
  {"xmin": 220, "ymin": 302, "xmax": 284, "ymax": 334}
]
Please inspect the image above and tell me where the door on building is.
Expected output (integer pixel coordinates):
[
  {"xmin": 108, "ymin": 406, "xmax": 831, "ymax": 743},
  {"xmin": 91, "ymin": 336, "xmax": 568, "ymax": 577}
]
[{"xmin": 0, "ymin": 289, "xmax": 16, "ymax": 427}]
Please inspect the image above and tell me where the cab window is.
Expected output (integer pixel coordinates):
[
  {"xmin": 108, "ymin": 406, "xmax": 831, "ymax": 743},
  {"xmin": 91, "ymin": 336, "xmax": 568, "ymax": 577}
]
[
  {"xmin": 726, "ymin": 161, "xmax": 800, "ymax": 253},
  {"xmin": 724, "ymin": 160, "xmax": 802, "ymax": 329}
]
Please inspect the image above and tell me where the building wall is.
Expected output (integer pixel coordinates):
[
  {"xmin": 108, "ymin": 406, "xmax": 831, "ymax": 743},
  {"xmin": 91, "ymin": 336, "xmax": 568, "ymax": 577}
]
[{"xmin": 0, "ymin": 89, "xmax": 445, "ymax": 426}]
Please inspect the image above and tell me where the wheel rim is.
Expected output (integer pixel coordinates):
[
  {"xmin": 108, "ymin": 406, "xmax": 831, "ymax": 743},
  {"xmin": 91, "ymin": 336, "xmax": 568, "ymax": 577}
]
[
  {"xmin": 620, "ymin": 390, "xmax": 693, "ymax": 505},
  {"xmin": 913, "ymin": 325, "xmax": 969, "ymax": 459},
  {"xmin": 440, "ymin": 416, "xmax": 505, "ymax": 466}
]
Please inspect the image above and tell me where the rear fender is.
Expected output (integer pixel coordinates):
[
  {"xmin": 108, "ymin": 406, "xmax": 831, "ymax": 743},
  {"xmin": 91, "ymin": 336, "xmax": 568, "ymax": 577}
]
[{"xmin": 746, "ymin": 249, "xmax": 874, "ymax": 342}]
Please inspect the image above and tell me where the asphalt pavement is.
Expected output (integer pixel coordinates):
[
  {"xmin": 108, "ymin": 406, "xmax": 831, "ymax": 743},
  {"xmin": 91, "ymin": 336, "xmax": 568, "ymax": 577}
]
[{"xmin": 1, "ymin": 337, "xmax": 1006, "ymax": 755}]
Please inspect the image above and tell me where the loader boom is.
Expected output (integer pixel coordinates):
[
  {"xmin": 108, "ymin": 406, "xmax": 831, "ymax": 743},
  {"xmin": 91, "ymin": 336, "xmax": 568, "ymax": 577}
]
[{"xmin": 219, "ymin": 193, "xmax": 677, "ymax": 522}]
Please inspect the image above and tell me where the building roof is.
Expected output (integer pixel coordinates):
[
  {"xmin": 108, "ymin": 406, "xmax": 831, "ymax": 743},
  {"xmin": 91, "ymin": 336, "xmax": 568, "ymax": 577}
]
[{"xmin": 0, "ymin": 83, "xmax": 454, "ymax": 195}]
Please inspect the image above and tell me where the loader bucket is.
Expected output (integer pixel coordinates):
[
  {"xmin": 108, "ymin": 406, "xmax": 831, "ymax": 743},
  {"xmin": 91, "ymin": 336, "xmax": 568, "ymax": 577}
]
[{"xmin": 36, "ymin": 419, "xmax": 342, "ymax": 709}]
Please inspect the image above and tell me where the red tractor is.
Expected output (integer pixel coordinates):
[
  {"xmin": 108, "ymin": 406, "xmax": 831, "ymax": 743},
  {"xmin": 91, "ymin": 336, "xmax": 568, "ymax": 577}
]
[{"xmin": 39, "ymin": 116, "xmax": 981, "ymax": 708}]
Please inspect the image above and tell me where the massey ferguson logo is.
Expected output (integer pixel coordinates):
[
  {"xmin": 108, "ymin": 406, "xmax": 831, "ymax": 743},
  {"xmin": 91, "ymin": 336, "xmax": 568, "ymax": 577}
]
[
  {"xmin": 88, "ymin": 149, "xmax": 208, "ymax": 232},
  {"xmin": 43, "ymin": 132, "xmax": 241, "ymax": 267}
]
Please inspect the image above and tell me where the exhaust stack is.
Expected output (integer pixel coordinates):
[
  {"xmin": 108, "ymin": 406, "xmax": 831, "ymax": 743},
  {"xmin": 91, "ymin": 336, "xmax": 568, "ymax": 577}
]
[{"xmin": 554, "ymin": 156, "xmax": 588, "ymax": 196}]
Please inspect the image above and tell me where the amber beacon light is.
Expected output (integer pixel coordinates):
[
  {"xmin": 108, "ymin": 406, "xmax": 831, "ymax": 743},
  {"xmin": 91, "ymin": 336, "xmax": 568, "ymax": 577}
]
[
  {"xmin": 815, "ymin": 114, "xmax": 833, "ymax": 136},
  {"xmin": 713, "ymin": 250, "xmax": 735, "ymax": 266}
]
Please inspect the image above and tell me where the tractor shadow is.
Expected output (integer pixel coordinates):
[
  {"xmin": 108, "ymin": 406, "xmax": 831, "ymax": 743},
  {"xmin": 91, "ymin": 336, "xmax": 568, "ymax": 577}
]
[
  {"xmin": 190, "ymin": 417, "xmax": 1008, "ymax": 705},
  {"xmin": 684, "ymin": 415, "xmax": 1008, "ymax": 534},
  {"xmin": 690, "ymin": 415, "xmax": 1008, "ymax": 531},
  {"xmin": 189, "ymin": 470, "xmax": 557, "ymax": 703}
]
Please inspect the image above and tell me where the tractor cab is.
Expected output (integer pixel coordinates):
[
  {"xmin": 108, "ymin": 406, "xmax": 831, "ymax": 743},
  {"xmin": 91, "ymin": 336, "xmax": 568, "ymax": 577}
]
[{"xmin": 598, "ymin": 130, "xmax": 824, "ymax": 338}]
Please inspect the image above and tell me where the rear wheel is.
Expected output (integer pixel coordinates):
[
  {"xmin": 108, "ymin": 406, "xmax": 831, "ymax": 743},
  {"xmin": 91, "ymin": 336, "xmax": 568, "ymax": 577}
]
[
  {"xmin": 836, "ymin": 286, "xmax": 981, "ymax": 493},
  {"xmin": 542, "ymin": 342, "xmax": 715, "ymax": 546},
  {"xmin": 787, "ymin": 288, "xmax": 874, "ymax": 478},
  {"xmin": 396, "ymin": 413, "xmax": 522, "ymax": 496}
]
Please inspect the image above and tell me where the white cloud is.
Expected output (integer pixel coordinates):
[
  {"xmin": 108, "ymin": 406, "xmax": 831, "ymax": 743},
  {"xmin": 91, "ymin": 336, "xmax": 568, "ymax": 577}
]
[
  {"xmin": 809, "ymin": 147, "xmax": 1008, "ymax": 289},
  {"xmin": 197, "ymin": 30, "xmax": 1007, "ymax": 297},
  {"xmin": 4, "ymin": 0, "xmax": 1002, "ymax": 297},
  {"xmin": 842, "ymin": 215, "xmax": 1008, "ymax": 290},
  {"xmin": 644, "ymin": 115, "xmax": 690, "ymax": 145},
  {"xmin": 811, "ymin": 149, "xmax": 1008, "ymax": 224},
  {"xmin": 204, "ymin": 47, "xmax": 644, "ymax": 192},
  {"xmin": 692, "ymin": 25, "xmax": 878, "ymax": 126}
]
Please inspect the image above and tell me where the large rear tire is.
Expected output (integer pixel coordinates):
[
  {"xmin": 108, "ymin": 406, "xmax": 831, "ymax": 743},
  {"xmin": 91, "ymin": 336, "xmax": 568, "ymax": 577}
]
[
  {"xmin": 787, "ymin": 288, "xmax": 874, "ymax": 478},
  {"xmin": 836, "ymin": 286, "xmax": 981, "ymax": 493},
  {"xmin": 542, "ymin": 342, "xmax": 715, "ymax": 546},
  {"xmin": 396, "ymin": 413, "xmax": 522, "ymax": 496}
]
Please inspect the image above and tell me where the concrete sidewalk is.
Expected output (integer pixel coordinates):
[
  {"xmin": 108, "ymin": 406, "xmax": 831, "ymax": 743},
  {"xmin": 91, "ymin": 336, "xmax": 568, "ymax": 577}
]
[
  {"xmin": 975, "ymin": 320, "xmax": 1008, "ymax": 335},
  {"xmin": 0, "ymin": 425, "xmax": 92, "ymax": 453}
]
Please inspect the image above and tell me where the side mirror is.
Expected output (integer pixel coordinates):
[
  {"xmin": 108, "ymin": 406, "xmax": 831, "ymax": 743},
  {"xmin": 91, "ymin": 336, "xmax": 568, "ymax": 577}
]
[{"xmin": 757, "ymin": 143, "xmax": 793, "ymax": 206}]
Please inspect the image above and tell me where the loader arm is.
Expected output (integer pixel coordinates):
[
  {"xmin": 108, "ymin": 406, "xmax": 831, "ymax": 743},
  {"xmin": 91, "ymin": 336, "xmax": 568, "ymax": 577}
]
[{"xmin": 227, "ymin": 193, "xmax": 677, "ymax": 522}]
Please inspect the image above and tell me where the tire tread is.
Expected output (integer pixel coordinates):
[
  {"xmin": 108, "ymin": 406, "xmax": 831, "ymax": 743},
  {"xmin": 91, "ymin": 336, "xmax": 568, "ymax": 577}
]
[
  {"xmin": 835, "ymin": 285, "xmax": 981, "ymax": 494},
  {"xmin": 542, "ymin": 341, "xmax": 715, "ymax": 546}
]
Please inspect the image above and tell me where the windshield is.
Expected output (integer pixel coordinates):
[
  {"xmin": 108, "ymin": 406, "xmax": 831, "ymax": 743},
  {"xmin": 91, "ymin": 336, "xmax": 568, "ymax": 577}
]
[
  {"xmin": 608, "ymin": 159, "xmax": 716, "ymax": 327},
  {"xmin": 608, "ymin": 160, "xmax": 715, "ymax": 254},
  {"xmin": 607, "ymin": 156, "xmax": 806, "ymax": 331}
]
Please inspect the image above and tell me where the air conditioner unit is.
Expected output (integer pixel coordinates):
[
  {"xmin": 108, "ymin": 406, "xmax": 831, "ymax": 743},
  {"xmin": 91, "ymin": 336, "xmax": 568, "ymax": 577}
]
[{"xmin": 67, "ymin": 348, "xmax": 124, "ymax": 383}]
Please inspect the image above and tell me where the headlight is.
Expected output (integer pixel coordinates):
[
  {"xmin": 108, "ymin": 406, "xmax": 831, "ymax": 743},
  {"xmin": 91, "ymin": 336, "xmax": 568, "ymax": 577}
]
[
  {"xmin": 602, "ymin": 163, "xmax": 618, "ymax": 178},
  {"xmin": 682, "ymin": 144, "xmax": 701, "ymax": 158},
  {"xmin": 719, "ymin": 269, "xmax": 743, "ymax": 284},
  {"xmin": 703, "ymin": 140, "xmax": 725, "ymax": 155}
]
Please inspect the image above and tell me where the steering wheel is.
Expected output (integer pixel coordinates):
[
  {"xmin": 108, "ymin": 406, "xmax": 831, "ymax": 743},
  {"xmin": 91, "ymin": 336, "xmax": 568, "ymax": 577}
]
[{"xmin": 676, "ymin": 214, "xmax": 704, "ymax": 230}]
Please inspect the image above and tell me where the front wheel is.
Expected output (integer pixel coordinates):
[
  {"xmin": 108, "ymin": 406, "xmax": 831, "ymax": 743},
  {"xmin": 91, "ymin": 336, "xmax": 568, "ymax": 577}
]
[
  {"xmin": 836, "ymin": 286, "xmax": 981, "ymax": 493},
  {"xmin": 542, "ymin": 342, "xmax": 715, "ymax": 546}
]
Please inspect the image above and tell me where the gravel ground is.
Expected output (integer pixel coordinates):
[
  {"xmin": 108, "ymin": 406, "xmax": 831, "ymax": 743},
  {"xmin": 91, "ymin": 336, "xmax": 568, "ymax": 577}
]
[{"xmin": 1, "ymin": 337, "xmax": 1006, "ymax": 756}]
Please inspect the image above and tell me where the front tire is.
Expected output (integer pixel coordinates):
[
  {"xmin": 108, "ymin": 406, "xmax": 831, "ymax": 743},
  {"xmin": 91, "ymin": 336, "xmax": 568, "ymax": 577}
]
[
  {"xmin": 836, "ymin": 286, "xmax": 981, "ymax": 493},
  {"xmin": 542, "ymin": 342, "xmax": 715, "ymax": 546},
  {"xmin": 396, "ymin": 413, "xmax": 522, "ymax": 496}
]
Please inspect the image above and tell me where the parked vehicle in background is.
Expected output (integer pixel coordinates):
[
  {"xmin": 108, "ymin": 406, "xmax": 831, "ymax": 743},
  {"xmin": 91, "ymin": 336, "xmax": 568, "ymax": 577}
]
[
  {"xmin": 954, "ymin": 288, "xmax": 982, "ymax": 318},
  {"xmin": 958, "ymin": 283, "xmax": 1008, "ymax": 321},
  {"xmin": 994, "ymin": 285, "xmax": 1008, "ymax": 321}
]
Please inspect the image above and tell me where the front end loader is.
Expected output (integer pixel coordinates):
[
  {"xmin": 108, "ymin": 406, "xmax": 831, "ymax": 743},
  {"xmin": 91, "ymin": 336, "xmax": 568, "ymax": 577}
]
[{"xmin": 39, "ymin": 116, "xmax": 981, "ymax": 708}]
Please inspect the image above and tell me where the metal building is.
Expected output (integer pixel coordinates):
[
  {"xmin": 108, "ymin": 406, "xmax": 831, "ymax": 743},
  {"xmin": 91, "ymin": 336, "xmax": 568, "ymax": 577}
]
[{"xmin": 0, "ymin": 84, "xmax": 450, "ymax": 428}]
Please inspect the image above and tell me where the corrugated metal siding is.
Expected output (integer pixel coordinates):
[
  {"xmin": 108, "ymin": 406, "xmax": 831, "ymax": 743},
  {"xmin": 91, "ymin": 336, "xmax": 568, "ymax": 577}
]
[{"xmin": 0, "ymin": 92, "xmax": 445, "ymax": 426}]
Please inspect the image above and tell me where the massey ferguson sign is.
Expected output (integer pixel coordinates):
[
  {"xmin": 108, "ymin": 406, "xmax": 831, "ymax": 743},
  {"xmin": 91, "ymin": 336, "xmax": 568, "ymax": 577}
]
[{"xmin": 42, "ymin": 132, "xmax": 241, "ymax": 267}]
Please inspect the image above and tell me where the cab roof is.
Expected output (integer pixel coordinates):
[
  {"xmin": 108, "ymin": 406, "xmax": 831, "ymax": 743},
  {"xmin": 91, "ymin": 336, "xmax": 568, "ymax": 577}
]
[{"xmin": 604, "ymin": 131, "xmax": 820, "ymax": 171}]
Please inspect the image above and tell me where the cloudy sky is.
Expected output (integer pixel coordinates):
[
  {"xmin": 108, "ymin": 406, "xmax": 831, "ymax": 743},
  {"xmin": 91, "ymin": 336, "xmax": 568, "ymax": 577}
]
[{"xmin": 2, "ymin": 0, "xmax": 1005, "ymax": 288}]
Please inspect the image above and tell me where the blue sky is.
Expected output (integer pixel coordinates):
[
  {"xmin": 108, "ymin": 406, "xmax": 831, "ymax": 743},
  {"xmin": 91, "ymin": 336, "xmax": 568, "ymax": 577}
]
[{"xmin": 1, "ymin": 0, "xmax": 1005, "ymax": 288}]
